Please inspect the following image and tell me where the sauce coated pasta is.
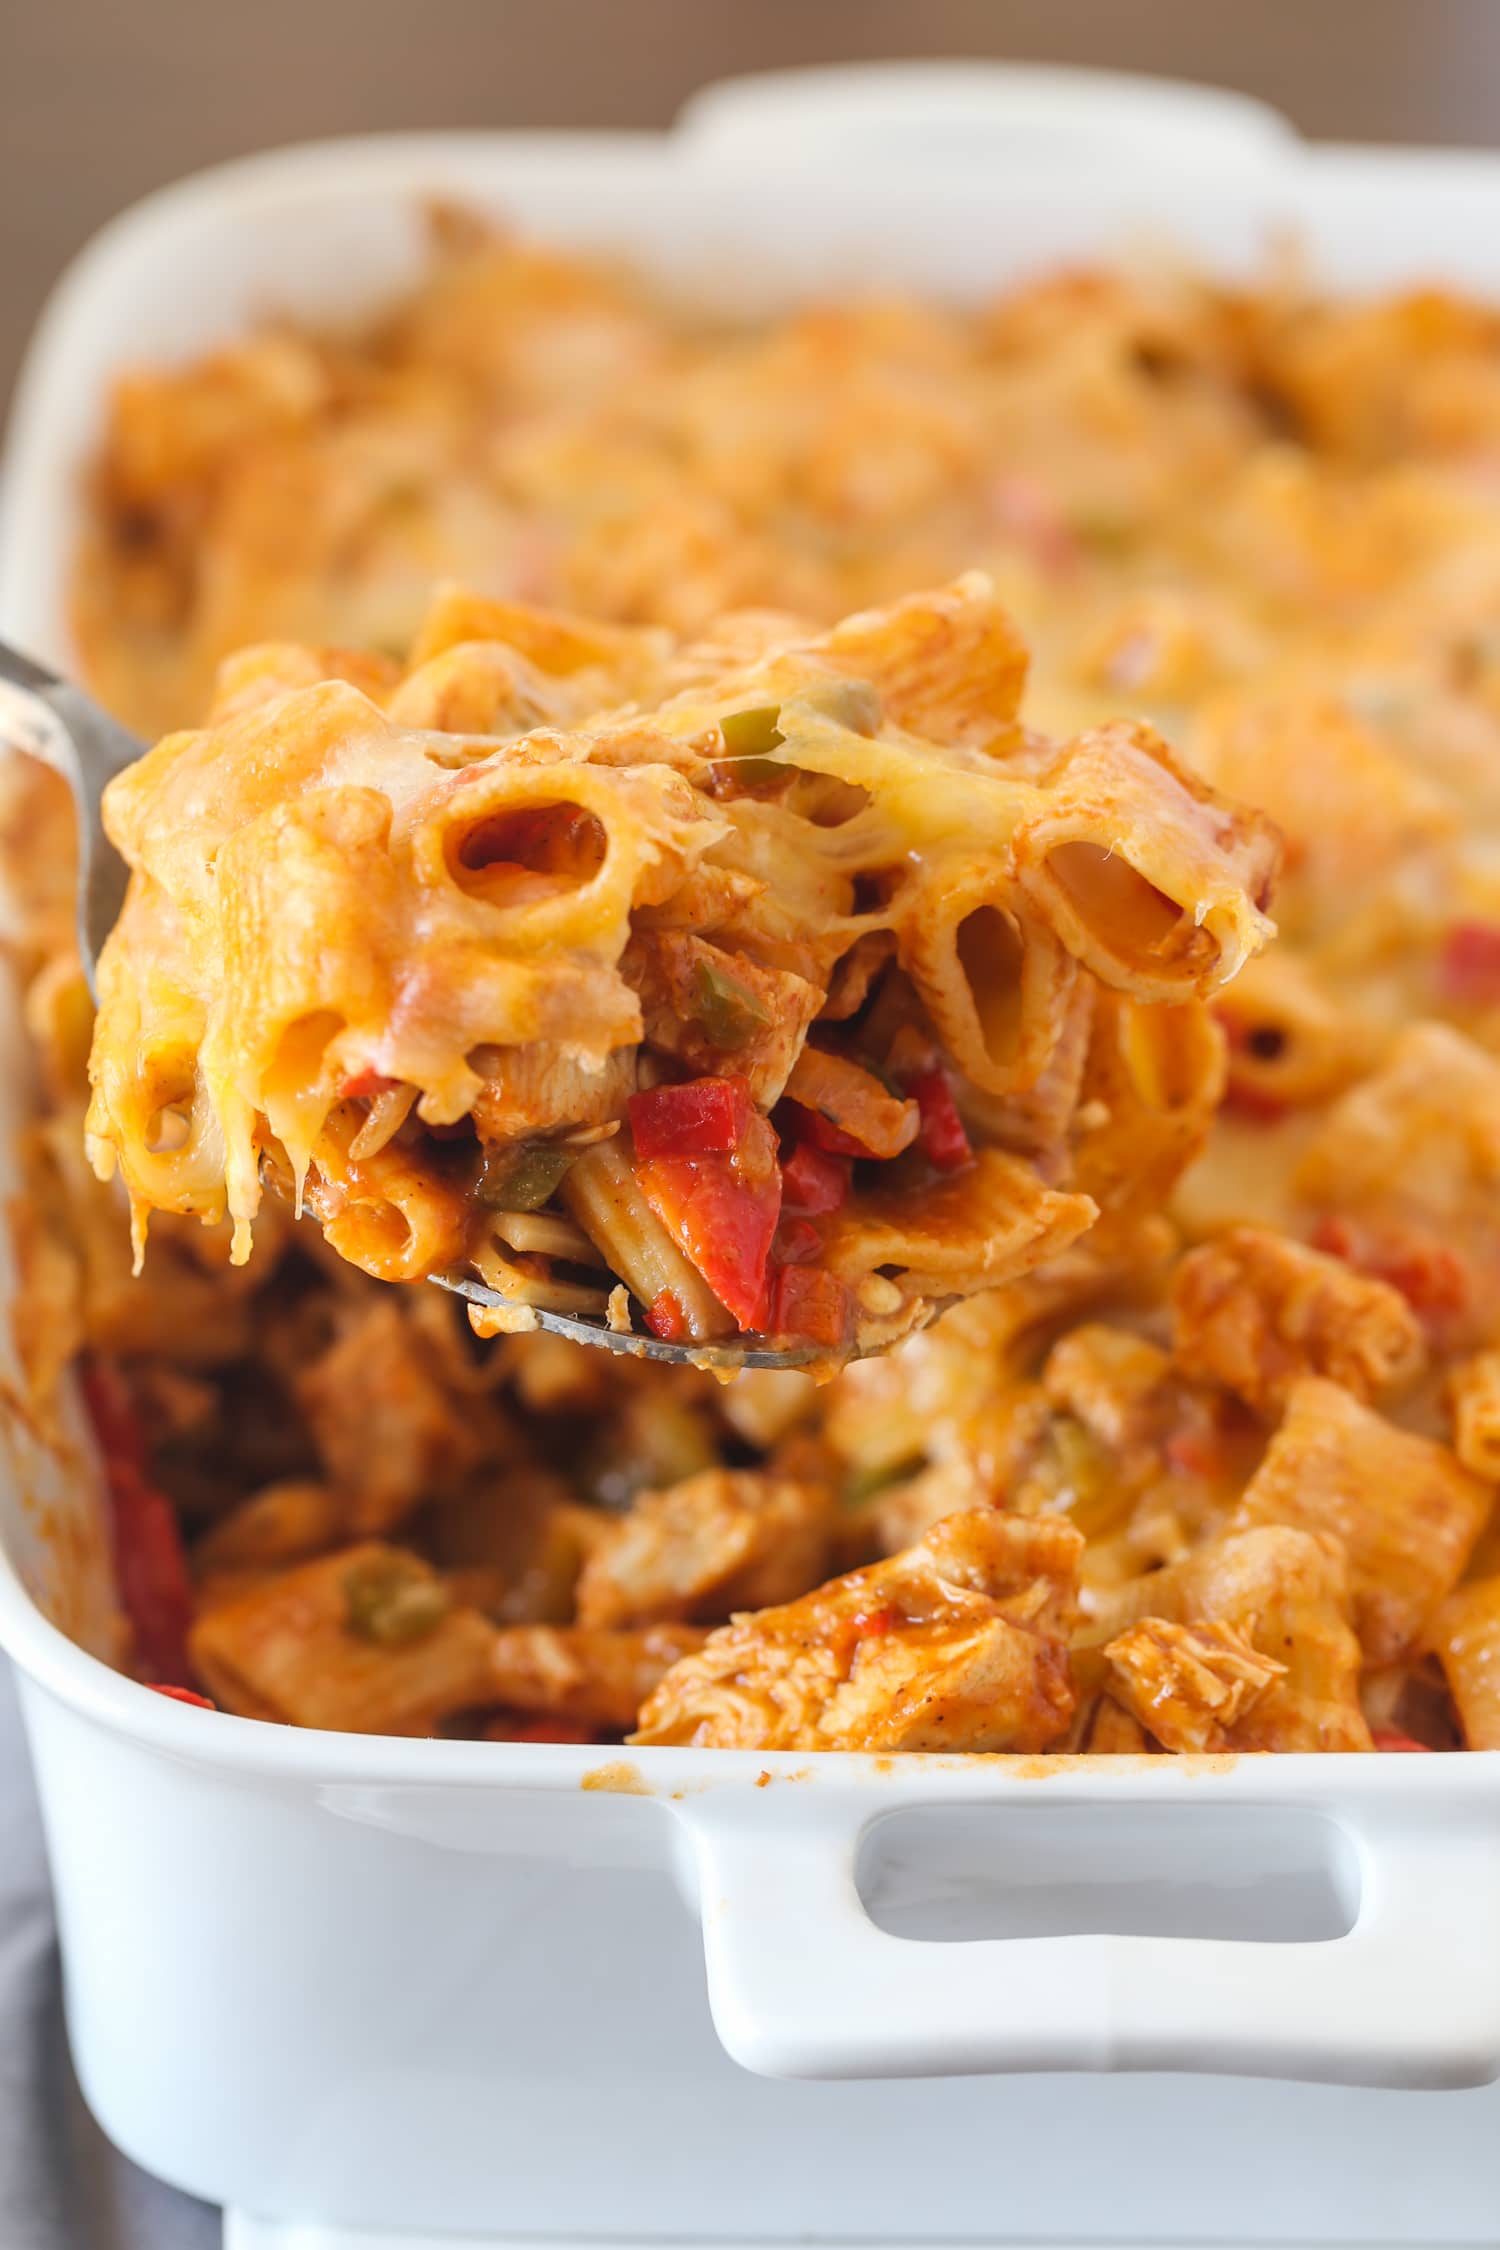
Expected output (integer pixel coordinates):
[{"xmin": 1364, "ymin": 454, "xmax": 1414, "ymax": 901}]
[{"xmin": 83, "ymin": 576, "xmax": 1273, "ymax": 1358}]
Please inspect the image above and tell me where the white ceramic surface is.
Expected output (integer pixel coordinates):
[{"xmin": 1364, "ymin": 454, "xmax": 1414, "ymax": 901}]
[{"xmin": 6, "ymin": 63, "xmax": 1500, "ymax": 2250}]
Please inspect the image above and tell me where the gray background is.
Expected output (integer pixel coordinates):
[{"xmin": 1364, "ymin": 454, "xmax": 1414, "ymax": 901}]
[
  {"xmin": 0, "ymin": 1665, "xmax": 215, "ymax": 2246},
  {"xmin": 5, "ymin": 0, "xmax": 1500, "ymax": 410}
]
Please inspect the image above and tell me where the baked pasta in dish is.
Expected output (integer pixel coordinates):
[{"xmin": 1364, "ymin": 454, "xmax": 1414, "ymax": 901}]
[
  {"xmin": 11, "ymin": 218, "xmax": 1500, "ymax": 1748},
  {"xmin": 82, "ymin": 575, "xmax": 1274, "ymax": 1360}
]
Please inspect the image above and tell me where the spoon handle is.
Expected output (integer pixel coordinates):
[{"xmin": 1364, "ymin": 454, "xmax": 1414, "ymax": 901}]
[
  {"xmin": 0, "ymin": 639, "xmax": 63, "ymax": 697},
  {"xmin": 0, "ymin": 642, "xmax": 143, "ymax": 992}
]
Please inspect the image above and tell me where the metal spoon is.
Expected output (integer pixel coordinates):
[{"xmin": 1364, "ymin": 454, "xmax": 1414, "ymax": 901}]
[
  {"xmin": 0, "ymin": 639, "xmax": 878, "ymax": 1370},
  {"xmin": 0, "ymin": 640, "xmax": 136, "ymax": 997}
]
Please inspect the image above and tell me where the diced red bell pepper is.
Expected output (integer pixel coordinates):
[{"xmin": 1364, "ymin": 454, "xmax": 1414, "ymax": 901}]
[
  {"xmin": 339, "ymin": 1068, "xmax": 400, "ymax": 1102},
  {"xmin": 107, "ymin": 1460, "xmax": 196, "ymax": 1686},
  {"xmin": 1378, "ymin": 1244, "xmax": 1469, "ymax": 1322},
  {"xmin": 644, "ymin": 1289, "xmax": 689, "ymax": 1343},
  {"xmin": 766, "ymin": 1261, "xmax": 851, "ymax": 1349},
  {"xmin": 80, "ymin": 1358, "xmax": 147, "ymax": 1477},
  {"xmin": 634, "ymin": 1110, "xmax": 782, "ymax": 1331},
  {"xmin": 909, "ymin": 1067, "xmax": 973, "ymax": 1172},
  {"xmin": 628, "ymin": 1074, "xmax": 754, "ymax": 1160},
  {"xmin": 1223, "ymin": 1080, "xmax": 1290, "ymax": 1124},
  {"xmin": 780, "ymin": 1134, "xmax": 850, "ymax": 1215},
  {"xmin": 504, "ymin": 1715, "xmax": 597, "ymax": 1743},
  {"xmin": 1311, "ymin": 1215, "xmax": 1471, "ymax": 1326},
  {"xmin": 787, "ymin": 1103, "xmax": 873, "ymax": 1160},
  {"xmin": 850, "ymin": 1604, "xmax": 898, "ymax": 1639},
  {"xmin": 147, "ymin": 1683, "xmax": 216, "ymax": 1710},
  {"xmin": 988, "ymin": 474, "xmax": 1080, "ymax": 578},
  {"xmin": 1164, "ymin": 1428, "xmax": 1227, "ymax": 1481},
  {"xmin": 1440, "ymin": 921, "xmax": 1500, "ymax": 1008},
  {"xmin": 1309, "ymin": 1216, "xmax": 1354, "ymax": 1262},
  {"xmin": 1372, "ymin": 1729, "xmax": 1433, "ymax": 1752},
  {"xmin": 772, "ymin": 1216, "xmax": 824, "ymax": 1266},
  {"xmin": 82, "ymin": 1356, "xmax": 195, "ymax": 1687}
]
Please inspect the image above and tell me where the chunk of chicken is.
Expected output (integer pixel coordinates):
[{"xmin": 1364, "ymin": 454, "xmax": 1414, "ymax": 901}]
[
  {"xmin": 296, "ymin": 1298, "xmax": 502, "ymax": 1533},
  {"xmin": 631, "ymin": 1508, "xmax": 1082, "ymax": 1752},
  {"xmin": 574, "ymin": 1468, "xmax": 836, "ymax": 1629},
  {"xmin": 193, "ymin": 1479, "xmax": 345, "ymax": 1575},
  {"xmin": 1042, "ymin": 1324, "xmax": 1174, "ymax": 1450},
  {"xmin": 1104, "ymin": 1618, "xmax": 1287, "ymax": 1753},
  {"xmin": 469, "ymin": 1043, "xmax": 637, "ymax": 1142},
  {"xmin": 1082, "ymin": 1524, "xmax": 1370, "ymax": 1751},
  {"xmin": 1171, "ymin": 1226, "xmax": 1424, "ymax": 1414},
  {"xmin": 623, "ymin": 931, "xmax": 821, "ymax": 1107},
  {"xmin": 190, "ymin": 1544, "xmax": 498, "ymax": 1734},
  {"xmin": 487, "ymin": 1622, "xmax": 707, "ymax": 1730}
]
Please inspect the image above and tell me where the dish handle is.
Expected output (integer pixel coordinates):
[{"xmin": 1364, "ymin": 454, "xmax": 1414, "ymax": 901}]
[
  {"xmin": 677, "ymin": 63, "xmax": 1297, "ymax": 170},
  {"xmin": 678, "ymin": 1782, "xmax": 1500, "ymax": 2087}
]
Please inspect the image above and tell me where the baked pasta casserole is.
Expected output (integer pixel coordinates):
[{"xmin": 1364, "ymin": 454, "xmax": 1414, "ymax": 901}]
[
  {"xmin": 83, "ymin": 574, "xmax": 1273, "ymax": 1358},
  {"xmin": 10, "ymin": 213, "xmax": 1500, "ymax": 1751}
]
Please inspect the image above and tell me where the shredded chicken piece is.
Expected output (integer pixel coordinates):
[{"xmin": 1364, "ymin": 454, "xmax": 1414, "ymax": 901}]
[
  {"xmin": 1171, "ymin": 1225, "xmax": 1425, "ymax": 1413},
  {"xmin": 1104, "ymin": 1617, "xmax": 1287, "ymax": 1753},
  {"xmin": 1083, "ymin": 1523, "xmax": 1370, "ymax": 1751},
  {"xmin": 574, "ymin": 1467, "xmax": 836, "ymax": 1629},
  {"xmin": 631, "ymin": 1508, "xmax": 1081, "ymax": 1752},
  {"xmin": 469, "ymin": 1044, "xmax": 637, "ymax": 1143}
]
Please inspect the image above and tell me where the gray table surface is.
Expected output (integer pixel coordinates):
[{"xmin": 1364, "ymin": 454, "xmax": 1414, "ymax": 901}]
[{"xmin": 0, "ymin": 1658, "xmax": 216, "ymax": 2250}]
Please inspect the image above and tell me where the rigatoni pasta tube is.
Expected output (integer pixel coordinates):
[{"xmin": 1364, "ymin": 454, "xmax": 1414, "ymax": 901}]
[
  {"xmin": 1070, "ymin": 992, "xmax": 1226, "ymax": 1235},
  {"xmin": 301, "ymin": 1105, "xmax": 470, "ymax": 1285},
  {"xmin": 1010, "ymin": 721, "xmax": 1278, "ymax": 1002},
  {"xmin": 1449, "ymin": 1351, "xmax": 1500, "ymax": 1481},
  {"xmin": 899, "ymin": 866, "xmax": 1079, "ymax": 1097},
  {"xmin": 561, "ymin": 1136, "xmax": 730, "ymax": 1341},
  {"xmin": 1432, "ymin": 1576, "xmax": 1500, "ymax": 1749}
]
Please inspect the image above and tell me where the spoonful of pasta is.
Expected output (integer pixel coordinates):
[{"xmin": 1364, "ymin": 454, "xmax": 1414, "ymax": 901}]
[{"xmin": 0, "ymin": 578, "xmax": 1278, "ymax": 1374}]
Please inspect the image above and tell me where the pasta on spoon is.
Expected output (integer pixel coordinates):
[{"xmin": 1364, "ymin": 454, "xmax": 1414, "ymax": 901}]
[{"xmin": 84, "ymin": 574, "xmax": 1277, "ymax": 1366}]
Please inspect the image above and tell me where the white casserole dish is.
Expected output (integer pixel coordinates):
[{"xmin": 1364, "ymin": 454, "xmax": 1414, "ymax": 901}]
[{"xmin": 7, "ymin": 63, "xmax": 1500, "ymax": 2248}]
